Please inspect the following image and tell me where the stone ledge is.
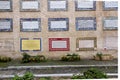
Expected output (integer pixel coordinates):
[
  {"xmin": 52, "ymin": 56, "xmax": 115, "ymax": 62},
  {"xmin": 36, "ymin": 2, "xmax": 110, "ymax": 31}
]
[
  {"xmin": 0, "ymin": 73, "xmax": 118, "ymax": 78},
  {"xmin": 0, "ymin": 64, "xmax": 117, "ymax": 70},
  {"xmin": 8, "ymin": 64, "xmax": 118, "ymax": 68}
]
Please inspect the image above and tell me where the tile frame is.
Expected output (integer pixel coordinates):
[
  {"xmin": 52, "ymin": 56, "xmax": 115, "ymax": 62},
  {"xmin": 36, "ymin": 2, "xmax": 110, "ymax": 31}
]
[
  {"xmin": 20, "ymin": 38, "xmax": 42, "ymax": 52},
  {"xmin": 49, "ymin": 38, "xmax": 70, "ymax": 51},
  {"xmin": 48, "ymin": 0, "xmax": 68, "ymax": 11},
  {"xmin": 103, "ymin": 1, "xmax": 118, "ymax": 11},
  {"xmin": 20, "ymin": 18, "xmax": 41, "ymax": 32},
  {"xmin": 103, "ymin": 17, "xmax": 118, "ymax": 31},
  {"xmin": 48, "ymin": 18, "xmax": 69, "ymax": 31},
  {"xmin": 20, "ymin": 0, "xmax": 40, "ymax": 12},
  {"xmin": 76, "ymin": 37, "xmax": 97, "ymax": 51},
  {"xmin": 75, "ymin": 1, "xmax": 96, "ymax": 11}
]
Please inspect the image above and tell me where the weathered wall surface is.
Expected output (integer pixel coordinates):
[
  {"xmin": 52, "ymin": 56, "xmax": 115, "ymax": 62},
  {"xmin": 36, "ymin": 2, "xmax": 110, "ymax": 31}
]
[{"xmin": 0, "ymin": 0, "xmax": 118, "ymax": 59}]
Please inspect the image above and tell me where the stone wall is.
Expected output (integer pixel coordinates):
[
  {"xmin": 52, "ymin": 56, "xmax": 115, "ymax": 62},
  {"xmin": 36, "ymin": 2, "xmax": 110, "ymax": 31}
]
[{"xmin": 0, "ymin": 0, "xmax": 118, "ymax": 59}]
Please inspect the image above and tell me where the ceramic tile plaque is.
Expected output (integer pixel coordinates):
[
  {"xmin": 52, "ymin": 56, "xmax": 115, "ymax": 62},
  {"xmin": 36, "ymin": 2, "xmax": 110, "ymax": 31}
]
[
  {"xmin": 75, "ymin": 0, "xmax": 96, "ymax": 11},
  {"xmin": 21, "ymin": 38, "xmax": 41, "ymax": 51},
  {"xmin": 49, "ymin": 38, "xmax": 69, "ymax": 51},
  {"xmin": 48, "ymin": 18, "xmax": 69, "ymax": 31},
  {"xmin": 76, "ymin": 37, "xmax": 97, "ymax": 51},
  {"xmin": 104, "ymin": 37, "xmax": 118, "ymax": 50},
  {"xmin": 20, "ymin": 0, "xmax": 40, "ymax": 11},
  {"xmin": 103, "ymin": 17, "xmax": 118, "ymax": 30},
  {"xmin": 0, "ymin": 18, "xmax": 13, "ymax": 32},
  {"xmin": 103, "ymin": 1, "xmax": 118, "ymax": 10},
  {"xmin": 76, "ymin": 17, "xmax": 96, "ymax": 30},
  {"xmin": 48, "ymin": 0, "xmax": 67, "ymax": 11},
  {"xmin": 20, "ymin": 18, "xmax": 41, "ymax": 32},
  {"xmin": 79, "ymin": 40, "xmax": 94, "ymax": 48},
  {"xmin": 0, "ymin": 39, "xmax": 14, "ymax": 51},
  {"xmin": 0, "ymin": 0, "xmax": 12, "ymax": 11}
]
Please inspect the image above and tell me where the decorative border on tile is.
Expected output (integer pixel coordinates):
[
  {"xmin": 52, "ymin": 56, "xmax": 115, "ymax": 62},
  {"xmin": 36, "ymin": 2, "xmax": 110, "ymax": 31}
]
[
  {"xmin": 0, "ymin": 0, "xmax": 12, "ymax": 12},
  {"xmin": 49, "ymin": 38, "xmax": 70, "ymax": 51},
  {"xmin": 20, "ymin": 38, "xmax": 41, "ymax": 52},
  {"xmin": 20, "ymin": 18, "xmax": 41, "ymax": 32},
  {"xmin": 20, "ymin": 0, "xmax": 40, "ymax": 12},
  {"xmin": 48, "ymin": 18, "xmax": 69, "ymax": 31},
  {"xmin": 103, "ymin": 17, "xmax": 118, "ymax": 31},
  {"xmin": 75, "ymin": 1, "xmax": 96, "ymax": 11},
  {"xmin": 103, "ymin": 1, "xmax": 118, "ymax": 11},
  {"xmin": 76, "ymin": 17, "xmax": 96, "ymax": 31},
  {"xmin": 20, "ymin": 38, "xmax": 29, "ymax": 52},
  {"xmin": 48, "ymin": 0, "xmax": 68, "ymax": 11},
  {"xmin": 0, "ymin": 18, "xmax": 13, "ymax": 32},
  {"xmin": 76, "ymin": 37, "xmax": 97, "ymax": 51}
]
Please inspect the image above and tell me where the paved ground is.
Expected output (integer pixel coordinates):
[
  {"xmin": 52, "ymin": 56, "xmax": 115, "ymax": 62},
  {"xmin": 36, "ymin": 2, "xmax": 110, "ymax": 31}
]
[
  {"xmin": 0, "ymin": 59, "xmax": 118, "ymax": 79},
  {"xmin": 0, "ymin": 59, "xmax": 117, "ymax": 67}
]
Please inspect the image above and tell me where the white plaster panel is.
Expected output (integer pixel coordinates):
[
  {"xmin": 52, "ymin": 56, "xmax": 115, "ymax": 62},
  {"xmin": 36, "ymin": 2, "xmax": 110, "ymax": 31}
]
[
  {"xmin": 105, "ymin": 20, "xmax": 118, "ymax": 28},
  {"xmin": 78, "ymin": 20, "xmax": 94, "ymax": 28},
  {"xmin": 50, "ymin": 1, "xmax": 66, "ymax": 9},
  {"xmin": 0, "ymin": 1, "xmax": 10, "ymax": 9},
  {"xmin": 22, "ymin": 1, "xmax": 39, "ymax": 9},
  {"xmin": 51, "ymin": 21, "xmax": 67, "ymax": 28},
  {"xmin": 22, "ymin": 21, "xmax": 39, "ymax": 29},
  {"xmin": 52, "ymin": 41, "xmax": 67, "ymax": 48},
  {"xmin": 0, "ymin": 21, "xmax": 11, "ymax": 29},
  {"xmin": 79, "ymin": 40, "xmax": 94, "ymax": 48},
  {"xmin": 105, "ymin": 1, "xmax": 118, "ymax": 8},
  {"xmin": 77, "ymin": 1, "xmax": 93, "ymax": 8}
]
